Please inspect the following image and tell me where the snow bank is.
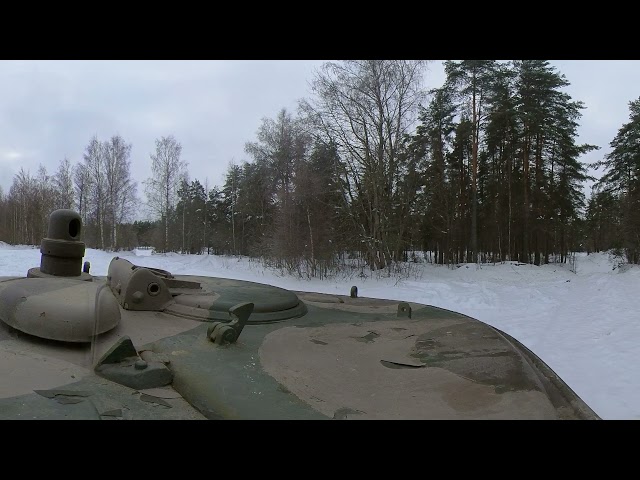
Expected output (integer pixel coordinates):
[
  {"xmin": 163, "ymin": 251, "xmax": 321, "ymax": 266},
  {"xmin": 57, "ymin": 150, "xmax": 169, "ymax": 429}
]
[{"xmin": 132, "ymin": 247, "xmax": 154, "ymax": 257}]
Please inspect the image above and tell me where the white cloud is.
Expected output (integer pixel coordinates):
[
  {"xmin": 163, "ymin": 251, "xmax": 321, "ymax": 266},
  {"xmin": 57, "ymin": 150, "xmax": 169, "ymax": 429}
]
[{"xmin": 0, "ymin": 149, "xmax": 23, "ymax": 161}]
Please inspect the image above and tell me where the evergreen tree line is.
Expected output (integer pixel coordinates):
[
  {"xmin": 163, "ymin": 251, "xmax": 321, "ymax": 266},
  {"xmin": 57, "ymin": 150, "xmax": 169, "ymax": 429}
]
[
  {"xmin": 586, "ymin": 97, "xmax": 640, "ymax": 264},
  {"xmin": 0, "ymin": 60, "xmax": 638, "ymax": 274}
]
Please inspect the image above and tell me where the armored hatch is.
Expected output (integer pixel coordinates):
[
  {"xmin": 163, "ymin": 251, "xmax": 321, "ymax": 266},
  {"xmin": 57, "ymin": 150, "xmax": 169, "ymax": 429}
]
[{"xmin": 0, "ymin": 209, "xmax": 600, "ymax": 420}]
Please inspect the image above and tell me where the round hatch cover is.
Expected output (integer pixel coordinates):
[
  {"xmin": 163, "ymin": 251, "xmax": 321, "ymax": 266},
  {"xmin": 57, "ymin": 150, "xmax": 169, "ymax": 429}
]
[{"xmin": 165, "ymin": 276, "xmax": 307, "ymax": 323}]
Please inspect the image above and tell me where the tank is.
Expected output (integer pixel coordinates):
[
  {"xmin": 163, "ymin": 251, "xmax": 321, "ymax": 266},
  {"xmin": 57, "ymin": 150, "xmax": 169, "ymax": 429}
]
[{"xmin": 0, "ymin": 209, "xmax": 599, "ymax": 420}]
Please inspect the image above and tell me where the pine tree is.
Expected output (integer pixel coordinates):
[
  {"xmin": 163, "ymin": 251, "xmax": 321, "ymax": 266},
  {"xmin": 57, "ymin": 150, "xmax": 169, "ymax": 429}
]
[
  {"xmin": 444, "ymin": 60, "xmax": 497, "ymax": 263},
  {"xmin": 593, "ymin": 97, "xmax": 640, "ymax": 263}
]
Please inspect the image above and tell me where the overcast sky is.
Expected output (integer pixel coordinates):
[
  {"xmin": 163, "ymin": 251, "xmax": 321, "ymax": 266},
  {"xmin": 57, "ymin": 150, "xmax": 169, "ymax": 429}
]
[{"xmin": 1, "ymin": 60, "xmax": 639, "ymax": 200}]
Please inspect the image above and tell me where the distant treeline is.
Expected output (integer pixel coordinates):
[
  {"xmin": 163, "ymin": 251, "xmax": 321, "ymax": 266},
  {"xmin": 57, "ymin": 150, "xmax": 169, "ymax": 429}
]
[{"xmin": 0, "ymin": 60, "xmax": 638, "ymax": 274}]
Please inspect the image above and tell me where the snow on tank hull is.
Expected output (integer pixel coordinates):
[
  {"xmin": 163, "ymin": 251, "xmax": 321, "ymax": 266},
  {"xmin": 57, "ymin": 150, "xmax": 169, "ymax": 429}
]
[{"xmin": 0, "ymin": 210, "xmax": 600, "ymax": 420}]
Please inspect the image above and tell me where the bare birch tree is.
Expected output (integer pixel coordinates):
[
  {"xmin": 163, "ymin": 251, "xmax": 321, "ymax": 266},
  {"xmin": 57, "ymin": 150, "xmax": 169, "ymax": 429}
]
[
  {"xmin": 6, "ymin": 166, "xmax": 56, "ymax": 244},
  {"xmin": 144, "ymin": 135, "xmax": 188, "ymax": 251},
  {"xmin": 83, "ymin": 136, "xmax": 107, "ymax": 249},
  {"xmin": 9, "ymin": 168, "xmax": 36, "ymax": 244},
  {"xmin": 74, "ymin": 162, "xmax": 91, "ymax": 225},
  {"xmin": 103, "ymin": 135, "xmax": 137, "ymax": 250},
  {"xmin": 53, "ymin": 158, "xmax": 75, "ymax": 209},
  {"xmin": 300, "ymin": 60, "xmax": 428, "ymax": 269},
  {"xmin": 35, "ymin": 165, "xmax": 56, "ymax": 237}
]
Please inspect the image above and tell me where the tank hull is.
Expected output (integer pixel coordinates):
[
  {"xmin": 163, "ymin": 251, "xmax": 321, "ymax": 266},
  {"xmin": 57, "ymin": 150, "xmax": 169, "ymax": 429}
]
[{"xmin": 0, "ymin": 274, "xmax": 599, "ymax": 420}]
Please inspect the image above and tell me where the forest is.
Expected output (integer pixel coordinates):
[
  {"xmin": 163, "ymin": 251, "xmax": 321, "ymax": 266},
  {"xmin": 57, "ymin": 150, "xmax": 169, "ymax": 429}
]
[{"xmin": 0, "ymin": 60, "xmax": 638, "ymax": 276}]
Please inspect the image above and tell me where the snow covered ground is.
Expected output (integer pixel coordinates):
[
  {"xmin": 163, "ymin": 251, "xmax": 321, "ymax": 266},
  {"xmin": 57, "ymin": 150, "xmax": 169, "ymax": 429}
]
[{"xmin": 1, "ymin": 245, "xmax": 638, "ymax": 420}]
